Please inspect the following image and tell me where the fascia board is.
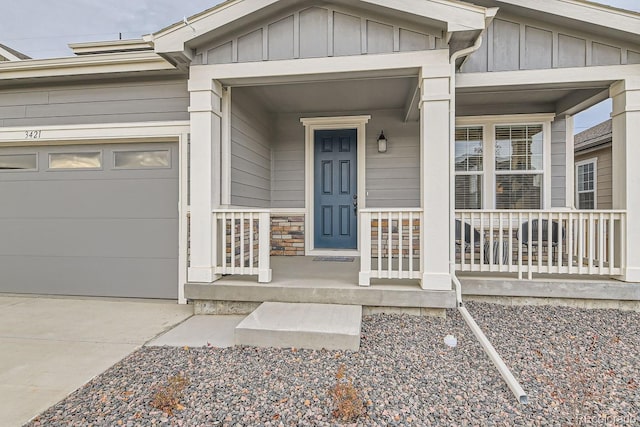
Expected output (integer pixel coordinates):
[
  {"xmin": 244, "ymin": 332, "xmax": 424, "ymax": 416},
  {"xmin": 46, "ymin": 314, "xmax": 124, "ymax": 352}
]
[{"xmin": 0, "ymin": 52, "xmax": 175, "ymax": 80}]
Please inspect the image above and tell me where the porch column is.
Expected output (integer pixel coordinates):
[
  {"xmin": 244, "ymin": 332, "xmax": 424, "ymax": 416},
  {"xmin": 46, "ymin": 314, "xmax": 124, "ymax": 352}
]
[
  {"xmin": 419, "ymin": 64, "xmax": 453, "ymax": 291},
  {"xmin": 611, "ymin": 77, "xmax": 640, "ymax": 282},
  {"xmin": 187, "ymin": 75, "xmax": 223, "ymax": 283}
]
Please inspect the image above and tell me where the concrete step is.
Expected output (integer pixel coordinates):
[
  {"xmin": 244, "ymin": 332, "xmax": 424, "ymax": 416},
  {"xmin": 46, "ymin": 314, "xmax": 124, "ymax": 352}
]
[{"xmin": 234, "ymin": 302, "xmax": 362, "ymax": 351}]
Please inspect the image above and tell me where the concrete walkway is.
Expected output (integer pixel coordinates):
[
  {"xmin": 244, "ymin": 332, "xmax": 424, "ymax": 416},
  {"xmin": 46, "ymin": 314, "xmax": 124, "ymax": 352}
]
[{"xmin": 0, "ymin": 295, "xmax": 192, "ymax": 426}]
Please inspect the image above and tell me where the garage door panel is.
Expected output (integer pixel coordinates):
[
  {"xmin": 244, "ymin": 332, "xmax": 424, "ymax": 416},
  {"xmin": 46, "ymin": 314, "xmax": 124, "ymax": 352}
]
[
  {"xmin": 0, "ymin": 218, "xmax": 177, "ymax": 259},
  {"xmin": 0, "ymin": 255, "xmax": 177, "ymax": 299},
  {"xmin": 0, "ymin": 142, "xmax": 179, "ymax": 299},
  {"xmin": 0, "ymin": 179, "xmax": 177, "ymax": 219}
]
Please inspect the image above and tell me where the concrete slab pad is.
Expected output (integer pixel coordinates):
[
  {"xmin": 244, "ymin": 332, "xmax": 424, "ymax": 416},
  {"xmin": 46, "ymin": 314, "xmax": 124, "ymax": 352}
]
[
  {"xmin": 0, "ymin": 295, "xmax": 192, "ymax": 426},
  {"xmin": 147, "ymin": 315, "xmax": 246, "ymax": 348},
  {"xmin": 235, "ymin": 302, "xmax": 362, "ymax": 351}
]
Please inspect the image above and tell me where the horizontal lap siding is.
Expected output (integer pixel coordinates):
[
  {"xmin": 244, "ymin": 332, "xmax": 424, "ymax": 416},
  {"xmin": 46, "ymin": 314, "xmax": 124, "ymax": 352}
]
[
  {"xmin": 0, "ymin": 79, "xmax": 189, "ymax": 127},
  {"xmin": 230, "ymin": 92, "xmax": 272, "ymax": 207},
  {"xmin": 270, "ymin": 109, "xmax": 419, "ymax": 209}
]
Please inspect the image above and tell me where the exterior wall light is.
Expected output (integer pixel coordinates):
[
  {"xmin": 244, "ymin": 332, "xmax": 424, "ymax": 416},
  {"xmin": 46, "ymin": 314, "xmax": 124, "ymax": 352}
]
[{"xmin": 377, "ymin": 130, "xmax": 388, "ymax": 153}]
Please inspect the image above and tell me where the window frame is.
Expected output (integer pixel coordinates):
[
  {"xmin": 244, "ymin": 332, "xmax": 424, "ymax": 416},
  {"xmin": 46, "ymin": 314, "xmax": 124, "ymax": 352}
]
[
  {"xmin": 0, "ymin": 153, "xmax": 38, "ymax": 172},
  {"xmin": 455, "ymin": 114, "xmax": 554, "ymax": 210},
  {"xmin": 112, "ymin": 149, "xmax": 172, "ymax": 170},
  {"xmin": 575, "ymin": 157, "xmax": 597, "ymax": 210},
  {"xmin": 454, "ymin": 125, "xmax": 485, "ymax": 209},
  {"xmin": 47, "ymin": 150, "xmax": 103, "ymax": 171}
]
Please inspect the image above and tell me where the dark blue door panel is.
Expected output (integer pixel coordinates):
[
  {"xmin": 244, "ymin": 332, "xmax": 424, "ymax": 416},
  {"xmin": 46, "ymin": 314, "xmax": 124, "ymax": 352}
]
[{"xmin": 314, "ymin": 129, "xmax": 357, "ymax": 249}]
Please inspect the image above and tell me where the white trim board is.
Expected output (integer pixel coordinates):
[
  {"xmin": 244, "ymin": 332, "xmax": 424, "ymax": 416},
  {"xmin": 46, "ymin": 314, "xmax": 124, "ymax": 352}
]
[{"xmin": 301, "ymin": 115, "xmax": 370, "ymax": 256}]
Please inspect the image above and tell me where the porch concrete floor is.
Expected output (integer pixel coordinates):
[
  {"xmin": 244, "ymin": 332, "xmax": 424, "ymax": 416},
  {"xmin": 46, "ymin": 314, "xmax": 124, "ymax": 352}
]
[{"xmin": 185, "ymin": 256, "xmax": 457, "ymax": 309}]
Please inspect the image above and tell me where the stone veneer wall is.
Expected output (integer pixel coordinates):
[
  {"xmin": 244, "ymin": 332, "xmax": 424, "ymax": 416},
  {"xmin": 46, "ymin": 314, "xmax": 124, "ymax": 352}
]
[{"xmin": 271, "ymin": 215, "xmax": 305, "ymax": 256}]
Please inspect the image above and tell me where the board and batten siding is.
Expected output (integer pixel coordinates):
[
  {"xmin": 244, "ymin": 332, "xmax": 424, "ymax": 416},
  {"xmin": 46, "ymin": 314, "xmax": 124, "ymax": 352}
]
[
  {"xmin": 0, "ymin": 79, "xmax": 189, "ymax": 127},
  {"xmin": 551, "ymin": 118, "xmax": 567, "ymax": 208},
  {"xmin": 271, "ymin": 109, "xmax": 420, "ymax": 209},
  {"xmin": 462, "ymin": 15, "xmax": 640, "ymax": 73},
  {"xmin": 197, "ymin": 6, "xmax": 442, "ymax": 65},
  {"xmin": 575, "ymin": 146, "xmax": 612, "ymax": 209},
  {"xmin": 230, "ymin": 91, "xmax": 272, "ymax": 207}
]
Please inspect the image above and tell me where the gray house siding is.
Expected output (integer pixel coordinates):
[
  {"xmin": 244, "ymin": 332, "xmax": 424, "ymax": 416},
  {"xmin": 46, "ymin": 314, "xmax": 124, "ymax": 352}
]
[
  {"xmin": 270, "ymin": 109, "xmax": 420, "ymax": 209},
  {"xmin": 462, "ymin": 14, "xmax": 640, "ymax": 73},
  {"xmin": 0, "ymin": 79, "xmax": 189, "ymax": 127},
  {"xmin": 551, "ymin": 118, "xmax": 568, "ymax": 208},
  {"xmin": 198, "ymin": 6, "xmax": 442, "ymax": 65},
  {"xmin": 230, "ymin": 91, "xmax": 272, "ymax": 207},
  {"xmin": 575, "ymin": 146, "xmax": 613, "ymax": 209}
]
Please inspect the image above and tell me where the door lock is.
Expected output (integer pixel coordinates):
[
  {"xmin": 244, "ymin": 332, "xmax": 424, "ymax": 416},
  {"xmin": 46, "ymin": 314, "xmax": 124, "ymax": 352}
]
[{"xmin": 353, "ymin": 194, "xmax": 358, "ymax": 215}]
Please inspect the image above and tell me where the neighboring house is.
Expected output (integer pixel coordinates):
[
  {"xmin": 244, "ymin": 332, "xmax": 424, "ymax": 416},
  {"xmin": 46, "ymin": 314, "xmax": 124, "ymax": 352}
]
[
  {"xmin": 574, "ymin": 119, "xmax": 612, "ymax": 210},
  {"xmin": 0, "ymin": 44, "xmax": 30, "ymax": 62},
  {"xmin": 1, "ymin": 0, "xmax": 639, "ymax": 308}
]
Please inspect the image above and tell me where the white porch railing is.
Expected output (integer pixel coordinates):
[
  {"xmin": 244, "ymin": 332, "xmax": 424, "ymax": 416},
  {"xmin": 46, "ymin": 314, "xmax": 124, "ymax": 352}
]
[
  {"xmin": 455, "ymin": 210, "xmax": 626, "ymax": 279},
  {"xmin": 212, "ymin": 209, "xmax": 272, "ymax": 282},
  {"xmin": 359, "ymin": 208, "xmax": 423, "ymax": 286}
]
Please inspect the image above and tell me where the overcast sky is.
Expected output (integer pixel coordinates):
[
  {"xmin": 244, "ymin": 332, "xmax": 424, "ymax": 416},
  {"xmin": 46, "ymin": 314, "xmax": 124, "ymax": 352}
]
[{"xmin": 1, "ymin": 0, "xmax": 638, "ymax": 132}]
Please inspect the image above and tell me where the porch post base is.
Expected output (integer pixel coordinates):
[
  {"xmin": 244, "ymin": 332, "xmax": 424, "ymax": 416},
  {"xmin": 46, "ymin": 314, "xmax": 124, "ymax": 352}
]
[
  {"xmin": 359, "ymin": 272, "xmax": 371, "ymax": 287},
  {"xmin": 620, "ymin": 267, "xmax": 640, "ymax": 283},
  {"xmin": 188, "ymin": 267, "xmax": 221, "ymax": 283},
  {"xmin": 420, "ymin": 273, "xmax": 451, "ymax": 291},
  {"xmin": 258, "ymin": 268, "xmax": 273, "ymax": 283}
]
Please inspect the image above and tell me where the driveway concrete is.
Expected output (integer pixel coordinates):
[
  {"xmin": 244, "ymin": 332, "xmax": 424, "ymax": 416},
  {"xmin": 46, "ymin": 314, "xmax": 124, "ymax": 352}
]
[{"xmin": 0, "ymin": 295, "xmax": 192, "ymax": 426}]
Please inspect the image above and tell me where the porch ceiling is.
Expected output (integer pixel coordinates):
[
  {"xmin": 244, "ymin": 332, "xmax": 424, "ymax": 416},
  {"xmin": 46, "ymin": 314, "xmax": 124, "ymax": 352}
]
[
  {"xmin": 456, "ymin": 84, "xmax": 611, "ymax": 116},
  {"xmin": 235, "ymin": 77, "xmax": 417, "ymax": 114}
]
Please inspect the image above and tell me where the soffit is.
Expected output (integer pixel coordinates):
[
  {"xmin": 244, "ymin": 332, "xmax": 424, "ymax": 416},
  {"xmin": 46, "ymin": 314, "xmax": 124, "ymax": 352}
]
[{"xmin": 235, "ymin": 76, "xmax": 416, "ymax": 114}]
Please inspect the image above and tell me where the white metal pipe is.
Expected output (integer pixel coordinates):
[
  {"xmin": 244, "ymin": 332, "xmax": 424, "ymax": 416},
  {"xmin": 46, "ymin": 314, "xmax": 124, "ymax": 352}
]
[{"xmin": 448, "ymin": 34, "xmax": 528, "ymax": 406}]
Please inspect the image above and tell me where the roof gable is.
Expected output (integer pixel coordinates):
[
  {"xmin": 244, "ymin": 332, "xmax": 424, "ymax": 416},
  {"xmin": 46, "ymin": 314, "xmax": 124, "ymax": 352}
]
[{"xmin": 146, "ymin": 0, "xmax": 491, "ymax": 63}]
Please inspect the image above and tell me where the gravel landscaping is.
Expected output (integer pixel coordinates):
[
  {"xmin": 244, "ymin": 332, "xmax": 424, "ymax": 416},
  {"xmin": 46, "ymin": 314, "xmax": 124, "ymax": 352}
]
[{"xmin": 28, "ymin": 302, "xmax": 639, "ymax": 426}]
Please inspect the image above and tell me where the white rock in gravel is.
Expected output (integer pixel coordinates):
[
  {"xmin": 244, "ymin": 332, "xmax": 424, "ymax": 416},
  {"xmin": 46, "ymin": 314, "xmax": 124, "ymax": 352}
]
[{"xmin": 444, "ymin": 334, "xmax": 458, "ymax": 348}]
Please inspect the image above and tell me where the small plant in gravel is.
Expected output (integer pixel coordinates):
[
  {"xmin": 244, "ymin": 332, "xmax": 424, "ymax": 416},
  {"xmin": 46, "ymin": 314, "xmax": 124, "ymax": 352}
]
[
  {"xmin": 150, "ymin": 374, "xmax": 190, "ymax": 416},
  {"xmin": 329, "ymin": 364, "xmax": 366, "ymax": 423}
]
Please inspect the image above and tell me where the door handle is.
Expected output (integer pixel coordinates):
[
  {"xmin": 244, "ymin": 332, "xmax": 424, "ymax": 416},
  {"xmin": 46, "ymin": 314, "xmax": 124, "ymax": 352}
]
[{"xmin": 353, "ymin": 194, "xmax": 358, "ymax": 215}]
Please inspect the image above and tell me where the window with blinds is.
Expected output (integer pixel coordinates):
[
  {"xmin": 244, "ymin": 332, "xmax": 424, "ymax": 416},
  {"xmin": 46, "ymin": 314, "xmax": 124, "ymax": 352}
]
[
  {"xmin": 576, "ymin": 160, "xmax": 596, "ymax": 209},
  {"xmin": 455, "ymin": 127, "xmax": 483, "ymax": 209},
  {"xmin": 495, "ymin": 125, "xmax": 543, "ymax": 209}
]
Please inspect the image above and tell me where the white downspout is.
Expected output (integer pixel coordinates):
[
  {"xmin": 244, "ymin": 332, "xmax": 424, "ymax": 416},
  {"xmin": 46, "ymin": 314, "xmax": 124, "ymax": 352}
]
[{"xmin": 448, "ymin": 35, "xmax": 528, "ymax": 405}]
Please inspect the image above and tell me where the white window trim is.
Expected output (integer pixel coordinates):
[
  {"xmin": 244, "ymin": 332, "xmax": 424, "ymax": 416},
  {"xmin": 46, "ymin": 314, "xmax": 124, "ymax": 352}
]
[
  {"xmin": 576, "ymin": 157, "xmax": 598, "ymax": 209},
  {"xmin": 456, "ymin": 114, "xmax": 555, "ymax": 209},
  {"xmin": 300, "ymin": 115, "xmax": 370, "ymax": 256}
]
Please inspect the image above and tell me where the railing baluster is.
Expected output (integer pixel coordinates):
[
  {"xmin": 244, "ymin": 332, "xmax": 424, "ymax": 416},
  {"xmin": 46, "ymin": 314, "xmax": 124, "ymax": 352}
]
[
  {"xmin": 508, "ymin": 212, "xmax": 513, "ymax": 272},
  {"xmin": 588, "ymin": 213, "xmax": 595, "ymax": 274},
  {"xmin": 220, "ymin": 212, "xmax": 226, "ymax": 274},
  {"xmin": 409, "ymin": 212, "xmax": 414, "ymax": 275},
  {"xmin": 547, "ymin": 211, "xmax": 552, "ymax": 272},
  {"xmin": 578, "ymin": 212, "xmax": 584, "ymax": 274},
  {"xmin": 598, "ymin": 212, "xmax": 604, "ymax": 275},
  {"xmin": 377, "ymin": 211, "xmax": 382, "ymax": 278},
  {"xmin": 608, "ymin": 212, "xmax": 615, "ymax": 275},
  {"xmin": 518, "ymin": 212, "xmax": 523, "ymax": 279},
  {"xmin": 568, "ymin": 212, "xmax": 574, "ymax": 274},
  {"xmin": 240, "ymin": 212, "xmax": 245, "ymax": 274},
  {"xmin": 387, "ymin": 211, "xmax": 393, "ymax": 278},
  {"xmin": 249, "ymin": 213, "xmax": 255, "ymax": 271},
  {"xmin": 398, "ymin": 212, "xmax": 404, "ymax": 278}
]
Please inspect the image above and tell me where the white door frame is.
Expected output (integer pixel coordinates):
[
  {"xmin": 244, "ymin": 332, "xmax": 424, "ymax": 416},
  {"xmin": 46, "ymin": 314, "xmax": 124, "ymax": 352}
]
[{"xmin": 300, "ymin": 115, "xmax": 370, "ymax": 256}]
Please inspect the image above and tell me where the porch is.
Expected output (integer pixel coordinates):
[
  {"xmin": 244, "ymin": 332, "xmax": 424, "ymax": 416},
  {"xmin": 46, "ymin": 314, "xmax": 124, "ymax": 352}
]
[{"xmin": 183, "ymin": 207, "xmax": 630, "ymax": 307}]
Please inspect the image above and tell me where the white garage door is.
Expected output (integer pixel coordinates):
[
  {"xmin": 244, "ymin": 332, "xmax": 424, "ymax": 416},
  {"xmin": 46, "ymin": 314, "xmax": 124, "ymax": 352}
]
[{"xmin": 0, "ymin": 142, "xmax": 179, "ymax": 299}]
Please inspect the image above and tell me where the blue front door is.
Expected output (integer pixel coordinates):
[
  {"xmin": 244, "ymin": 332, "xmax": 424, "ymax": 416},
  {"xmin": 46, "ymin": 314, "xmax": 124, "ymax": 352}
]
[{"xmin": 314, "ymin": 129, "xmax": 358, "ymax": 249}]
